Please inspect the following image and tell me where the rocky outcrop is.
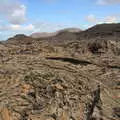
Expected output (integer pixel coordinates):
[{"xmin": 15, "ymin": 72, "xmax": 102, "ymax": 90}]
[{"xmin": 84, "ymin": 85, "xmax": 103, "ymax": 120}]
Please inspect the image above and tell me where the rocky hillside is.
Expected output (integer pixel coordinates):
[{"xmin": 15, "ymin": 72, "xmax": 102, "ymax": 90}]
[
  {"xmin": 79, "ymin": 23, "xmax": 120, "ymax": 39},
  {"xmin": 0, "ymin": 23, "xmax": 120, "ymax": 120}
]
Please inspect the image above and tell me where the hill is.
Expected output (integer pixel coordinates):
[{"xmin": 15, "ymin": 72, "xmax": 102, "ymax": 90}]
[
  {"xmin": 30, "ymin": 28, "xmax": 81, "ymax": 39},
  {"xmin": 79, "ymin": 23, "xmax": 120, "ymax": 39}
]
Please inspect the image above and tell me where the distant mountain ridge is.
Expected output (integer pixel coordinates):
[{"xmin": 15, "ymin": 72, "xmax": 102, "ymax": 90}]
[
  {"xmin": 30, "ymin": 28, "xmax": 82, "ymax": 38},
  {"xmin": 30, "ymin": 23, "xmax": 120, "ymax": 40},
  {"xmin": 5, "ymin": 23, "xmax": 120, "ymax": 44}
]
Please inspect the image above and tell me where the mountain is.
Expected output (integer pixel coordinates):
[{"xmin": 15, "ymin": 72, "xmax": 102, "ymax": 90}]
[
  {"xmin": 58, "ymin": 27, "xmax": 82, "ymax": 33},
  {"xmin": 0, "ymin": 24, "xmax": 120, "ymax": 120},
  {"xmin": 31, "ymin": 23, "xmax": 120, "ymax": 42},
  {"xmin": 79, "ymin": 23, "xmax": 120, "ymax": 39},
  {"xmin": 6, "ymin": 34, "xmax": 35, "ymax": 45},
  {"xmin": 30, "ymin": 28, "xmax": 82, "ymax": 38},
  {"xmin": 30, "ymin": 32, "xmax": 58, "ymax": 38}
]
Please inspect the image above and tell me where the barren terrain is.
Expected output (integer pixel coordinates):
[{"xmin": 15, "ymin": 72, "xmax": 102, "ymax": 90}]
[{"xmin": 0, "ymin": 23, "xmax": 120, "ymax": 120}]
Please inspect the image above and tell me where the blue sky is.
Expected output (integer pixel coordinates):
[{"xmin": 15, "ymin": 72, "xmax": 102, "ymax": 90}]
[{"xmin": 0, "ymin": 0, "xmax": 120, "ymax": 40}]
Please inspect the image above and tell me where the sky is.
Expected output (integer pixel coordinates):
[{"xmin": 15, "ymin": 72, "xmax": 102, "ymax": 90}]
[{"xmin": 0, "ymin": 0, "xmax": 120, "ymax": 40}]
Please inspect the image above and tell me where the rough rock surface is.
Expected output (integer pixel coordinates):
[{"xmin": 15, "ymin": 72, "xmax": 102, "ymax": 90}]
[{"xmin": 0, "ymin": 24, "xmax": 120, "ymax": 120}]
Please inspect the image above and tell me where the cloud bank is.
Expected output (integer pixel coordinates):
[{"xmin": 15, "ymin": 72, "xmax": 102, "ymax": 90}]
[
  {"xmin": 86, "ymin": 14, "xmax": 118, "ymax": 24},
  {"xmin": 0, "ymin": 0, "xmax": 27, "ymax": 25}
]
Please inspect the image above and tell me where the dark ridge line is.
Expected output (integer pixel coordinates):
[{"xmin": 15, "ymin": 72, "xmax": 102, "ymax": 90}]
[
  {"xmin": 46, "ymin": 57, "xmax": 120, "ymax": 70},
  {"xmin": 46, "ymin": 57, "xmax": 92, "ymax": 65},
  {"xmin": 107, "ymin": 65, "xmax": 120, "ymax": 69}
]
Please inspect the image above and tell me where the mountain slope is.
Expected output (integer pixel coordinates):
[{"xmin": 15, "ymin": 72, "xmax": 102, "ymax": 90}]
[{"xmin": 79, "ymin": 23, "xmax": 120, "ymax": 39}]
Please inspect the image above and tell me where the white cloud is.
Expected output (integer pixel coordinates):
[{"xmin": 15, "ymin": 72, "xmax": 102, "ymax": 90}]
[
  {"xmin": 104, "ymin": 16, "xmax": 117, "ymax": 23},
  {"xmin": 8, "ymin": 5, "xmax": 26, "ymax": 25},
  {"xmin": 0, "ymin": 1, "xmax": 27, "ymax": 25},
  {"xmin": 24, "ymin": 24, "xmax": 35, "ymax": 31},
  {"xmin": 0, "ymin": 24, "xmax": 35, "ymax": 32},
  {"xmin": 86, "ymin": 14, "xmax": 118, "ymax": 24},
  {"xmin": 85, "ymin": 14, "xmax": 97, "ymax": 23},
  {"xmin": 97, "ymin": 0, "xmax": 120, "ymax": 5},
  {"xmin": 10, "ymin": 25, "xmax": 21, "ymax": 31}
]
